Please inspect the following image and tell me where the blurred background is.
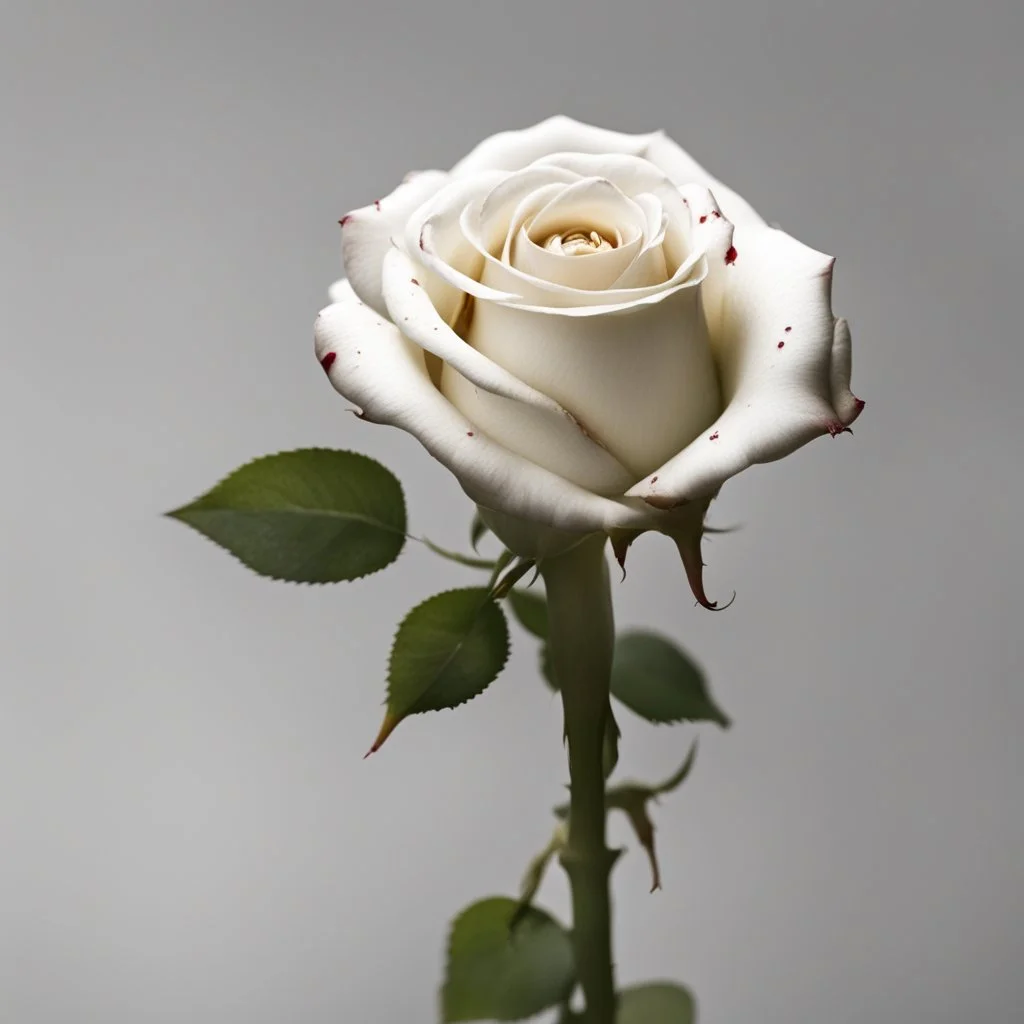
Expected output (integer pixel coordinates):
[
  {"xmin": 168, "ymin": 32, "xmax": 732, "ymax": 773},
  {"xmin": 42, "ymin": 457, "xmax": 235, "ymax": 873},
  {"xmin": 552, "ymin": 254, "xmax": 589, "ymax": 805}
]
[{"xmin": 2, "ymin": 2, "xmax": 1022, "ymax": 1022}]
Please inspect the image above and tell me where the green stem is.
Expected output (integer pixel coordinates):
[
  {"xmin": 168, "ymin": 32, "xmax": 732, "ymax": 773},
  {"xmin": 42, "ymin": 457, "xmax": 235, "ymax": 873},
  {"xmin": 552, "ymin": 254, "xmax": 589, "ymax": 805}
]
[{"xmin": 540, "ymin": 535, "xmax": 618, "ymax": 1024}]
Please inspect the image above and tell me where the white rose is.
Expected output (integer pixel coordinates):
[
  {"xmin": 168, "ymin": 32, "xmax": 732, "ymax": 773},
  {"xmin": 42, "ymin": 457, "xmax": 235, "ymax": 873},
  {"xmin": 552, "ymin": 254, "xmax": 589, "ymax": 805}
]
[{"xmin": 314, "ymin": 116, "xmax": 862, "ymax": 605}]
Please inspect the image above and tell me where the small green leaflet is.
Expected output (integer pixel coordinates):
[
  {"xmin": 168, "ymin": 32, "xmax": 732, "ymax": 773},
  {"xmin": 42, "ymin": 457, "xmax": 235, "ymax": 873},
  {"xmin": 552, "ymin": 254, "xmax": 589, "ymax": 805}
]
[
  {"xmin": 367, "ymin": 588, "xmax": 509, "ymax": 754},
  {"xmin": 616, "ymin": 982, "xmax": 696, "ymax": 1023},
  {"xmin": 167, "ymin": 448, "xmax": 406, "ymax": 583},
  {"xmin": 610, "ymin": 630, "xmax": 730, "ymax": 727},
  {"xmin": 470, "ymin": 510, "xmax": 490, "ymax": 552},
  {"xmin": 442, "ymin": 897, "xmax": 576, "ymax": 1022}
]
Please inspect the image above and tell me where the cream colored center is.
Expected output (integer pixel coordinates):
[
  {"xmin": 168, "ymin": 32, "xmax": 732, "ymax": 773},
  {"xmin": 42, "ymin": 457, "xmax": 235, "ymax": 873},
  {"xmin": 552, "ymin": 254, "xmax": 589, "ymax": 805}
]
[{"xmin": 543, "ymin": 229, "xmax": 614, "ymax": 256}]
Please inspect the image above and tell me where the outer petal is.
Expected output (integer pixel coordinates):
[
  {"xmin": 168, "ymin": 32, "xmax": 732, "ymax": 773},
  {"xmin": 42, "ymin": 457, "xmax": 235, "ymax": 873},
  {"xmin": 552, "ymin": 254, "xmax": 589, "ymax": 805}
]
[
  {"xmin": 340, "ymin": 170, "xmax": 449, "ymax": 316},
  {"xmin": 405, "ymin": 170, "xmax": 513, "ymax": 318},
  {"xmin": 628, "ymin": 225, "xmax": 858, "ymax": 507},
  {"xmin": 313, "ymin": 283, "xmax": 659, "ymax": 535},
  {"xmin": 450, "ymin": 115, "xmax": 652, "ymax": 176}
]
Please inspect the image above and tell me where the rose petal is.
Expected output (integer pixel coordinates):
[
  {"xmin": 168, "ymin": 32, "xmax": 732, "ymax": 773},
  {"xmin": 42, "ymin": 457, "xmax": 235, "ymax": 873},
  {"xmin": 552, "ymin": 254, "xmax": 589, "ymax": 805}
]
[
  {"xmin": 473, "ymin": 165, "xmax": 583, "ymax": 255},
  {"xmin": 340, "ymin": 169, "xmax": 449, "ymax": 316},
  {"xmin": 627, "ymin": 227, "xmax": 859, "ymax": 506},
  {"xmin": 450, "ymin": 115, "xmax": 652, "ymax": 176},
  {"xmin": 464, "ymin": 280, "xmax": 721, "ymax": 476},
  {"xmin": 524, "ymin": 177, "xmax": 643, "ymax": 246},
  {"xmin": 530, "ymin": 152, "xmax": 693, "ymax": 268},
  {"xmin": 512, "ymin": 224, "xmax": 644, "ymax": 292},
  {"xmin": 480, "ymin": 244, "xmax": 704, "ymax": 313},
  {"xmin": 509, "ymin": 177, "xmax": 650, "ymax": 291},
  {"xmin": 405, "ymin": 171, "xmax": 515, "ymax": 312},
  {"xmin": 608, "ymin": 192, "xmax": 669, "ymax": 289},
  {"xmin": 440, "ymin": 366, "xmax": 637, "ymax": 495},
  {"xmin": 313, "ymin": 282, "xmax": 658, "ymax": 535},
  {"xmin": 380, "ymin": 246, "xmax": 558, "ymax": 413},
  {"xmin": 381, "ymin": 247, "xmax": 637, "ymax": 492}
]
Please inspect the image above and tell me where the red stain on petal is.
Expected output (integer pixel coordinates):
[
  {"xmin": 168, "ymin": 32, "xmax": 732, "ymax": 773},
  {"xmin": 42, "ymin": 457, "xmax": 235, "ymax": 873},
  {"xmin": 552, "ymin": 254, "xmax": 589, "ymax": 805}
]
[
  {"xmin": 650, "ymin": 475, "xmax": 658, "ymax": 484},
  {"xmin": 319, "ymin": 352, "xmax": 336, "ymax": 372},
  {"xmin": 699, "ymin": 215, "xmax": 708, "ymax": 224},
  {"xmin": 725, "ymin": 246, "xmax": 738, "ymax": 265},
  {"xmin": 854, "ymin": 397, "xmax": 866, "ymax": 413},
  {"xmin": 785, "ymin": 325, "xmax": 793, "ymax": 332},
  {"xmin": 466, "ymin": 431, "xmax": 474, "ymax": 437},
  {"xmin": 373, "ymin": 199, "xmax": 382, "ymax": 211},
  {"xmin": 709, "ymin": 431, "xmax": 719, "ymax": 441},
  {"xmin": 712, "ymin": 210, "xmax": 721, "ymax": 218},
  {"xmin": 339, "ymin": 214, "xmax": 353, "ymax": 227},
  {"xmin": 410, "ymin": 278, "xmax": 420, "ymax": 286},
  {"xmin": 778, "ymin": 341, "xmax": 785, "ymax": 349}
]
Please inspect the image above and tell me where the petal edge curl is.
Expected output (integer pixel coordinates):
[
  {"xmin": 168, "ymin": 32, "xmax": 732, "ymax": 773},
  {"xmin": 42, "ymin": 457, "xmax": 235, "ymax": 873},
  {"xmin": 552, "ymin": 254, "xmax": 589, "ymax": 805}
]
[{"xmin": 627, "ymin": 225, "xmax": 859, "ymax": 506}]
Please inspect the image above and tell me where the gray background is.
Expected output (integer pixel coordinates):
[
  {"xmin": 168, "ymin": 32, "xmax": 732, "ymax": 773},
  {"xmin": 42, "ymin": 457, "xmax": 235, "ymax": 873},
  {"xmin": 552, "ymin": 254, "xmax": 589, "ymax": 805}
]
[{"xmin": 2, "ymin": 1, "xmax": 1022, "ymax": 1022}]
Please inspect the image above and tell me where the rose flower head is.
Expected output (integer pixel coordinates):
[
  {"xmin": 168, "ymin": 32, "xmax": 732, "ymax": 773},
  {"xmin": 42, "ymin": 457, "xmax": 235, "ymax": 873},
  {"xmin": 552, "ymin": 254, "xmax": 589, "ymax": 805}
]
[{"xmin": 315, "ymin": 116, "xmax": 862, "ymax": 605}]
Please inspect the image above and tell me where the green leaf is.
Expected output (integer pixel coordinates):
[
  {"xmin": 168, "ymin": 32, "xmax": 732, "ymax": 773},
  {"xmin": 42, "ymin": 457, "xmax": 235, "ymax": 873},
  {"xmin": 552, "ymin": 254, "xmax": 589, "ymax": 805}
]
[
  {"xmin": 470, "ymin": 510, "xmax": 490, "ymax": 552},
  {"xmin": 442, "ymin": 897, "xmax": 576, "ymax": 1022},
  {"xmin": 610, "ymin": 631, "xmax": 730, "ymax": 728},
  {"xmin": 491, "ymin": 558, "xmax": 536, "ymax": 599},
  {"xmin": 167, "ymin": 449, "xmax": 406, "ymax": 583},
  {"xmin": 508, "ymin": 588, "xmax": 548, "ymax": 640},
  {"xmin": 616, "ymin": 982, "xmax": 696, "ymax": 1023},
  {"xmin": 367, "ymin": 588, "xmax": 509, "ymax": 753}
]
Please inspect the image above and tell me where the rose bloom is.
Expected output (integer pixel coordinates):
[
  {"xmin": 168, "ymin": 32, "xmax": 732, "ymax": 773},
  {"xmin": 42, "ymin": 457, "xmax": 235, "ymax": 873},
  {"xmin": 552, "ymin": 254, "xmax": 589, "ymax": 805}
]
[{"xmin": 314, "ymin": 117, "xmax": 862, "ymax": 605}]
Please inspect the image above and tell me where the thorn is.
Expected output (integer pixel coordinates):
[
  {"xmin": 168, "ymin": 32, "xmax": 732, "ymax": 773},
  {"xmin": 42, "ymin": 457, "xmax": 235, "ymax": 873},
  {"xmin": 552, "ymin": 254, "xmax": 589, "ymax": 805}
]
[
  {"xmin": 608, "ymin": 530, "xmax": 638, "ymax": 581},
  {"xmin": 674, "ymin": 532, "xmax": 717, "ymax": 609}
]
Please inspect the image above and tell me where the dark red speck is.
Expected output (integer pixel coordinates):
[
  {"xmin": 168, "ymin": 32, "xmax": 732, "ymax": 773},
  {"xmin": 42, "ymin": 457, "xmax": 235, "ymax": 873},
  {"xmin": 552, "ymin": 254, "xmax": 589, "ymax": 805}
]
[
  {"xmin": 411, "ymin": 278, "xmax": 420, "ymax": 286},
  {"xmin": 466, "ymin": 431, "xmax": 474, "ymax": 437},
  {"xmin": 712, "ymin": 210, "xmax": 721, "ymax": 219},
  {"xmin": 650, "ymin": 475, "xmax": 658, "ymax": 484},
  {"xmin": 854, "ymin": 397, "xmax": 866, "ymax": 412},
  {"xmin": 725, "ymin": 246, "xmax": 737, "ymax": 265},
  {"xmin": 373, "ymin": 199, "xmax": 381, "ymax": 211},
  {"xmin": 339, "ymin": 214, "xmax": 353, "ymax": 227},
  {"xmin": 319, "ymin": 352, "xmax": 336, "ymax": 372},
  {"xmin": 778, "ymin": 341, "xmax": 785, "ymax": 349},
  {"xmin": 709, "ymin": 431, "xmax": 719, "ymax": 441},
  {"xmin": 785, "ymin": 325, "xmax": 792, "ymax": 332},
  {"xmin": 699, "ymin": 215, "xmax": 708, "ymax": 224}
]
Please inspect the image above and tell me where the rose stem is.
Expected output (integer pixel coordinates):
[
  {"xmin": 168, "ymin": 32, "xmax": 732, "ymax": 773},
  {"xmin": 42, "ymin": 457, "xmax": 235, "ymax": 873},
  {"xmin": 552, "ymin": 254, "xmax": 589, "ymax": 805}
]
[{"xmin": 540, "ymin": 535, "xmax": 619, "ymax": 1024}]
